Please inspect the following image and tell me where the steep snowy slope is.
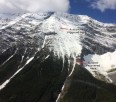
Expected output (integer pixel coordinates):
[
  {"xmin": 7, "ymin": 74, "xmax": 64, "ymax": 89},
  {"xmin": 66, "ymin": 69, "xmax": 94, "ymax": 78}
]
[
  {"xmin": 0, "ymin": 13, "xmax": 21, "ymax": 28},
  {"xmin": 0, "ymin": 12, "xmax": 116, "ymax": 102}
]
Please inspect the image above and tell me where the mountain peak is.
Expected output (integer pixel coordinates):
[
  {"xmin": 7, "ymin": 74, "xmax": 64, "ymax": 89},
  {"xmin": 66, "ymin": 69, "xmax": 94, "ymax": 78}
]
[
  {"xmin": 0, "ymin": 12, "xmax": 116, "ymax": 102},
  {"xmin": 0, "ymin": 12, "xmax": 116, "ymax": 91}
]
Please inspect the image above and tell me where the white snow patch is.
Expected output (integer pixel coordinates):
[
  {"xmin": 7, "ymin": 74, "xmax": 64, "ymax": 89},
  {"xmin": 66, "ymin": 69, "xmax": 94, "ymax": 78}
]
[
  {"xmin": 84, "ymin": 50, "xmax": 116, "ymax": 73},
  {"xmin": 41, "ymin": 15, "xmax": 82, "ymax": 76},
  {"xmin": 68, "ymin": 57, "xmax": 76, "ymax": 77},
  {"xmin": 26, "ymin": 57, "xmax": 34, "ymax": 65},
  {"xmin": 42, "ymin": 15, "xmax": 82, "ymax": 58},
  {"xmin": 45, "ymin": 55, "xmax": 50, "ymax": 60},
  {"xmin": 56, "ymin": 82, "xmax": 66, "ymax": 102},
  {"xmin": 1, "ymin": 49, "xmax": 17, "ymax": 66},
  {"xmin": 0, "ymin": 13, "xmax": 31, "ymax": 29}
]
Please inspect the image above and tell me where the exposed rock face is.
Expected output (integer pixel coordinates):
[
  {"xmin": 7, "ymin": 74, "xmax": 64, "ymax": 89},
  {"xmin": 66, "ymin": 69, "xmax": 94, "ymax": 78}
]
[{"xmin": 0, "ymin": 12, "xmax": 116, "ymax": 102}]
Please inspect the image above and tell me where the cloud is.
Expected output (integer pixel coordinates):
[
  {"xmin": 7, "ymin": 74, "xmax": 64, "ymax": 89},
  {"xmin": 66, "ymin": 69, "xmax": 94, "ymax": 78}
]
[
  {"xmin": 0, "ymin": 0, "xmax": 70, "ymax": 13},
  {"xmin": 90, "ymin": 0, "xmax": 116, "ymax": 12}
]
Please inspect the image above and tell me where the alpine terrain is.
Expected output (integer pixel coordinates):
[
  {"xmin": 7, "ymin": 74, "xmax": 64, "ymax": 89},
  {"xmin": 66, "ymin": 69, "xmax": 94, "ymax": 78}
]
[{"xmin": 0, "ymin": 12, "xmax": 116, "ymax": 102}]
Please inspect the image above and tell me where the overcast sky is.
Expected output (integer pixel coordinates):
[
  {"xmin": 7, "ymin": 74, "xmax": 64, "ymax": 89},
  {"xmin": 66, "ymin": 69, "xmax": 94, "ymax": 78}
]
[
  {"xmin": 0, "ymin": 0, "xmax": 116, "ymax": 23},
  {"xmin": 0, "ymin": 0, "xmax": 70, "ymax": 13},
  {"xmin": 0, "ymin": 0, "xmax": 116, "ymax": 13}
]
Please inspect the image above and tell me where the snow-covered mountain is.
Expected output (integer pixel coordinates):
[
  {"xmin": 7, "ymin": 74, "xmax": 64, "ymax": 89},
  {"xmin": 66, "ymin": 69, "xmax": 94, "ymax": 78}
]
[{"xmin": 0, "ymin": 12, "xmax": 116, "ymax": 102}]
